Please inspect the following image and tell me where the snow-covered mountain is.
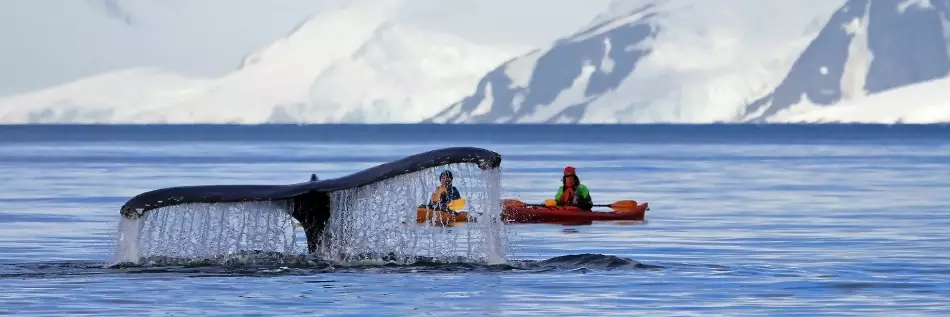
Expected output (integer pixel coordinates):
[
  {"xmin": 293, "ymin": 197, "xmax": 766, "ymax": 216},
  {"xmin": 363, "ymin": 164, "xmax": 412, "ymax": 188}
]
[
  {"xmin": 0, "ymin": 0, "xmax": 508, "ymax": 123},
  {"xmin": 0, "ymin": 0, "xmax": 336, "ymax": 97},
  {"xmin": 269, "ymin": 22, "xmax": 519, "ymax": 123},
  {"xmin": 0, "ymin": 0, "xmax": 609, "ymax": 124},
  {"xmin": 2, "ymin": 0, "xmax": 948, "ymax": 124},
  {"xmin": 425, "ymin": 0, "xmax": 950, "ymax": 124},
  {"xmin": 744, "ymin": 0, "xmax": 950, "ymax": 122}
]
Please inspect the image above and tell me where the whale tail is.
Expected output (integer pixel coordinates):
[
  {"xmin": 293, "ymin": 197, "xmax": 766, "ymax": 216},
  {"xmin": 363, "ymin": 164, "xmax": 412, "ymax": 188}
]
[{"xmin": 116, "ymin": 147, "xmax": 503, "ymax": 260}]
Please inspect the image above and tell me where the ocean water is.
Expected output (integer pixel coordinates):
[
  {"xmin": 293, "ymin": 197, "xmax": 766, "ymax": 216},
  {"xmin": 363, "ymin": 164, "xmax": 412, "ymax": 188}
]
[{"xmin": 1, "ymin": 124, "xmax": 949, "ymax": 316}]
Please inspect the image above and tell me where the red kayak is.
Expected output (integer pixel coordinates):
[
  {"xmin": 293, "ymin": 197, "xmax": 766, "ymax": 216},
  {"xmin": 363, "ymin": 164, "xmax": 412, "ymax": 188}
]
[{"xmin": 501, "ymin": 199, "xmax": 648, "ymax": 224}]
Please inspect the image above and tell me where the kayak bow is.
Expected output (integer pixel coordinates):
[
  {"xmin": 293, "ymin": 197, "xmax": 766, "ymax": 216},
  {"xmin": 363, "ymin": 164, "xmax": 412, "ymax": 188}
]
[
  {"xmin": 415, "ymin": 199, "xmax": 470, "ymax": 226},
  {"xmin": 415, "ymin": 206, "xmax": 470, "ymax": 225}
]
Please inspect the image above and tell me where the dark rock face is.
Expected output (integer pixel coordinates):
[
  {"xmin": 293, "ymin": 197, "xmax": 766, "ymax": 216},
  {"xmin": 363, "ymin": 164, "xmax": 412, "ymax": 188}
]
[
  {"xmin": 423, "ymin": 4, "xmax": 660, "ymax": 124},
  {"xmin": 744, "ymin": 0, "xmax": 950, "ymax": 121}
]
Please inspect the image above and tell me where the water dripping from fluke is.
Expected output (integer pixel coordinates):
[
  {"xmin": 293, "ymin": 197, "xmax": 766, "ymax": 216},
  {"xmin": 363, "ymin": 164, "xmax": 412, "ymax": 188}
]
[{"xmin": 109, "ymin": 147, "xmax": 510, "ymax": 268}]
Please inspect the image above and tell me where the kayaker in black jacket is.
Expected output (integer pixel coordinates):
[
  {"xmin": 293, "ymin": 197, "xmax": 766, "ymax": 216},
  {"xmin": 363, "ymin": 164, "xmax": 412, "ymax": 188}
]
[
  {"xmin": 430, "ymin": 170, "xmax": 462, "ymax": 211},
  {"xmin": 555, "ymin": 166, "xmax": 593, "ymax": 210}
]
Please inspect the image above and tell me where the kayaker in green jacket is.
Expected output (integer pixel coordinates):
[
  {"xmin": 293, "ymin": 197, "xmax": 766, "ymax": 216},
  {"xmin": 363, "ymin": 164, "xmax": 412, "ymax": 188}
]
[{"xmin": 555, "ymin": 166, "xmax": 593, "ymax": 210}]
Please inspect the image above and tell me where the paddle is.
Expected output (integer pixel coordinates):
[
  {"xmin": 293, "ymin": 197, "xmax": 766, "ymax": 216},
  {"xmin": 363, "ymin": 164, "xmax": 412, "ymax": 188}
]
[
  {"xmin": 425, "ymin": 198, "xmax": 467, "ymax": 213},
  {"xmin": 447, "ymin": 198, "xmax": 466, "ymax": 211},
  {"xmin": 535, "ymin": 199, "xmax": 641, "ymax": 213},
  {"xmin": 297, "ymin": 198, "xmax": 469, "ymax": 227}
]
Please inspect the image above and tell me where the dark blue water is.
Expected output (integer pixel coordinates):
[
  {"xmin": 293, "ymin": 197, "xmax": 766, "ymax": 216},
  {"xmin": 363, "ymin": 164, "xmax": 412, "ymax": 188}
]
[
  {"xmin": 1, "ymin": 123, "xmax": 947, "ymax": 144},
  {"xmin": 1, "ymin": 124, "xmax": 948, "ymax": 316}
]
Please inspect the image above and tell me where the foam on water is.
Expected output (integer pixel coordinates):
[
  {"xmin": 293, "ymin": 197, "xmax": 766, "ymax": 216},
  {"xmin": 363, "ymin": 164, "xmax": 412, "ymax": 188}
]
[{"xmin": 110, "ymin": 162, "xmax": 510, "ymax": 266}]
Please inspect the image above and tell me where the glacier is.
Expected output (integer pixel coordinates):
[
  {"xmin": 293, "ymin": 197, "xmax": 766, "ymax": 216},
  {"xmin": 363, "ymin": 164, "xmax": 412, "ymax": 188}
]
[
  {"xmin": 1, "ymin": 0, "xmax": 949, "ymax": 124},
  {"xmin": 767, "ymin": 76, "xmax": 950, "ymax": 124}
]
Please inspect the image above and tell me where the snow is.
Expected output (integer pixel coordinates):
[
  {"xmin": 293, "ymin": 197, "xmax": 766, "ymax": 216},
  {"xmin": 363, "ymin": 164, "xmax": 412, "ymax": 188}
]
[
  {"xmin": 502, "ymin": 50, "xmax": 543, "ymax": 90},
  {"xmin": 763, "ymin": 92, "xmax": 825, "ymax": 123},
  {"xmin": 570, "ymin": 2, "xmax": 655, "ymax": 42},
  {"xmin": 511, "ymin": 93, "xmax": 526, "ymax": 114},
  {"xmin": 1, "ymin": 0, "xmax": 401, "ymax": 124},
  {"xmin": 767, "ymin": 76, "xmax": 950, "ymax": 124},
  {"xmin": 470, "ymin": 82, "xmax": 495, "ymax": 117},
  {"xmin": 426, "ymin": 104, "xmax": 463, "ymax": 124},
  {"xmin": 582, "ymin": 0, "xmax": 848, "ymax": 123},
  {"xmin": 0, "ymin": 0, "xmax": 610, "ymax": 124},
  {"xmin": 600, "ymin": 37, "xmax": 616, "ymax": 73},
  {"xmin": 585, "ymin": 0, "xmax": 656, "ymax": 28},
  {"xmin": 0, "ymin": 0, "xmax": 525, "ymax": 124},
  {"xmin": 0, "ymin": 68, "xmax": 212, "ymax": 123},
  {"xmin": 899, "ymin": 0, "xmax": 934, "ymax": 13},
  {"xmin": 515, "ymin": 60, "xmax": 598, "ymax": 123},
  {"xmin": 3, "ymin": 0, "xmax": 948, "ymax": 125},
  {"xmin": 171, "ymin": 0, "xmax": 401, "ymax": 122},
  {"xmin": 299, "ymin": 22, "xmax": 518, "ymax": 123},
  {"xmin": 839, "ymin": 3, "xmax": 873, "ymax": 101},
  {"xmin": 0, "ymin": 0, "xmax": 336, "ymax": 97},
  {"xmin": 398, "ymin": 0, "xmax": 614, "ymax": 47}
]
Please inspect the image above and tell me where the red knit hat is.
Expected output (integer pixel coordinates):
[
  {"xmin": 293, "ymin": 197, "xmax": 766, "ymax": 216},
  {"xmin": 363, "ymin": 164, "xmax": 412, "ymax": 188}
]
[{"xmin": 563, "ymin": 166, "xmax": 575, "ymax": 175}]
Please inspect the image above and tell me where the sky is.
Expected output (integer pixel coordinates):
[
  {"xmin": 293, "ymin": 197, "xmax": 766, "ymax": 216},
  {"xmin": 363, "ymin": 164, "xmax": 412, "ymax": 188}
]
[{"xmin": 0, "ymin": 0, "xmax": 613, "ymax": 97}]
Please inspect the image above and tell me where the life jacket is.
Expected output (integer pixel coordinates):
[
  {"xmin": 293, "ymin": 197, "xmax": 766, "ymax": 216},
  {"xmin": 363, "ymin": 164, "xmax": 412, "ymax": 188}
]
[
  {"xmin": 560, "ymin": 186, "xmax": 578, "ymax": 204},
  {"xmin": 432, "ymin": 186, "xmax": 459, "ymax": 207}
]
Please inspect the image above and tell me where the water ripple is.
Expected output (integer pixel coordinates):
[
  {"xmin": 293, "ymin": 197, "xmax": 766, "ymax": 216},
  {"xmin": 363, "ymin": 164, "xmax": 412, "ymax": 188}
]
[{"xmin": 0, "ymin": 126, "xmax": 948, "ymax": 316}]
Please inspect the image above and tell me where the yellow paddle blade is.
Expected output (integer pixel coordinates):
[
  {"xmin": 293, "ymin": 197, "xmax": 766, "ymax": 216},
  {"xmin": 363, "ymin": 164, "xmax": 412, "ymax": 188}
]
[
  {"xmin": 448, "ymin": 199, "xmax": 466, "ymax": 211},
  {"xmin": 607, "ymin": 200, "xmax": 639, "ymax": 212},
  {"xmin": 543, "ymin": 199, "xmax": 557, "ymax": 207}
]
